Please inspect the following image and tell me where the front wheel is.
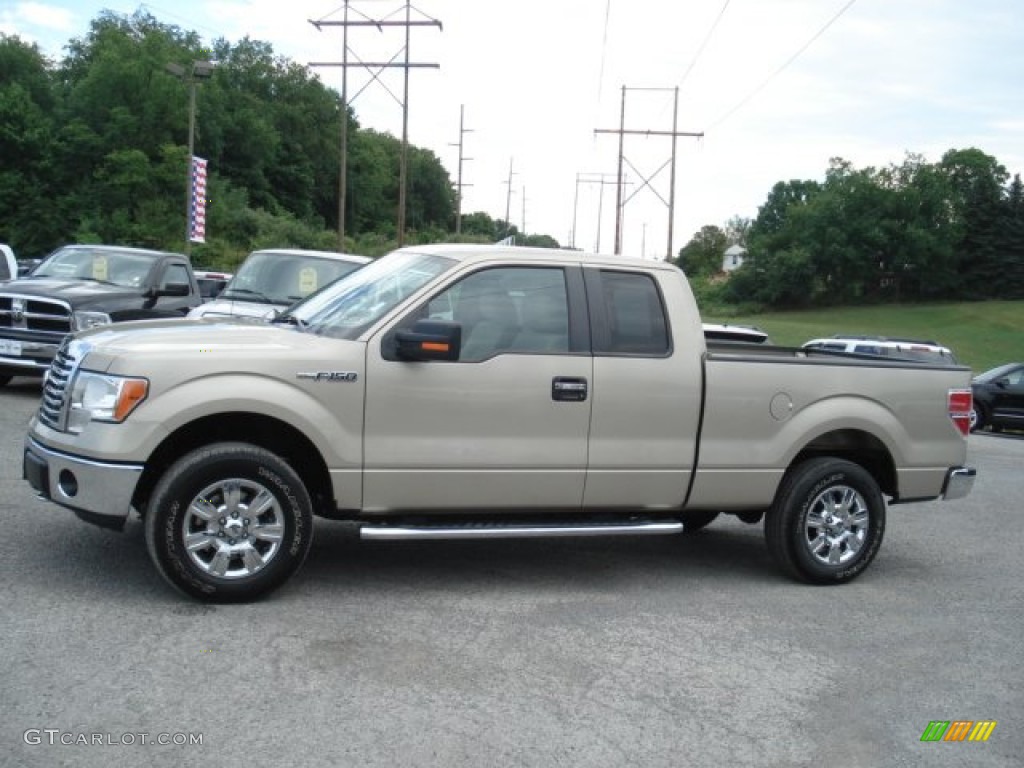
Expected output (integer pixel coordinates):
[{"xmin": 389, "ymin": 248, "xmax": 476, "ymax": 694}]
[
  {"xmin": 144, "ymin": 442, "xmax": 313, "ymax": 602},
  {"xmin": 765, "ymin": 458, "xmax": 885, "ymax": 584}
]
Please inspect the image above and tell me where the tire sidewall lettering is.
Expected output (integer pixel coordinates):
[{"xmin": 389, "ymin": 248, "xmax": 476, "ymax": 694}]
[{"xmin": 257, "ymin": 464, "xmax": 304, "ymax": 556}]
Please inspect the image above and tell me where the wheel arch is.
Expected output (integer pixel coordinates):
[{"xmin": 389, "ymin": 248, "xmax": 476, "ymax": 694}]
[
  {"xmin": 132, "ymin": 412, "xmax": 335, "ymax": 518},
  {"xmin": 788, "ymin": 428, "xmax": 896, "ymax": 498}
]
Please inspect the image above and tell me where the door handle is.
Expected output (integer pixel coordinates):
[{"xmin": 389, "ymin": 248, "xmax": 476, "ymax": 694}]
[{"xmin": 552, "ymin": 377, "xmax": 588, "ymax": 402}]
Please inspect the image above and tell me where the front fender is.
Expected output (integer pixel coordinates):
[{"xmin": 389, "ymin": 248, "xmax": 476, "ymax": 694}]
[{"xmin": 137, "ymin": 373, "xmax": 363, "ymax": 469}]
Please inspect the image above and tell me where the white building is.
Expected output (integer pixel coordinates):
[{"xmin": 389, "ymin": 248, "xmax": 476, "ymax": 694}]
[{"xmin": 722, "ymin": 244, "xmax": 746, "ymax": 273}]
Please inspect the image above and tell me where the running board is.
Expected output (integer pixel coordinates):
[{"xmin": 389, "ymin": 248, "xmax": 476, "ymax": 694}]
[{"xmin": 359, "ymin": 520, "xmax": 684, "ymax": 541}]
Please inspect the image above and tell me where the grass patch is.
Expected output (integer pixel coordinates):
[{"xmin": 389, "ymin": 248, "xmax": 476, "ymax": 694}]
[{"xmin": 704, "ymin": 300, "xmax": 1024, "ymax": 373}]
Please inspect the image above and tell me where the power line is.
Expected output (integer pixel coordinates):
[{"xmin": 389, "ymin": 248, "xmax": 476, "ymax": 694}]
[
  {"xmin": 710, "ymin": 0, "xmax": 859, "ymax": 129},
  {"xmin": 678, "ymin": 0, "xmax": 732, "ymax": 90},
  {"xmin": 595, "ymin": 0, "xmax": 613, "ymax": 124}
]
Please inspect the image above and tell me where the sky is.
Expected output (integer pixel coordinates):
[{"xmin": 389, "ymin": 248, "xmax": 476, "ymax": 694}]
[{"xmin": 3, "ymin": 0, "xmax": 1023, "ymax": 258}]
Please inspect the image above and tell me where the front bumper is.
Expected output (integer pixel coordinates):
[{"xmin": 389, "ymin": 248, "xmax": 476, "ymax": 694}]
[
  {"xmin": 23, "ymin": 436, "xmax": 143, "ymax": 530},
  {"xmin": 941, "ymin": 466, "xmax": 976, "ymax": 501},
  {"xmin": 0, "ymin": 342, "xmax": 58, "ymax": 376}
]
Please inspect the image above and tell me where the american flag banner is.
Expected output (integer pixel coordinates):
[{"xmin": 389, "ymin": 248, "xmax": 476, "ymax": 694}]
[{"xmin": 189, "ymin": 156, "xmax": 207, "ymax": 243}]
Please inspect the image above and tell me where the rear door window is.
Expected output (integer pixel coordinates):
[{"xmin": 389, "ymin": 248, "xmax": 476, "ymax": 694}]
[{"xmin": 590, "ymin": 270, "xmax": 670, "ymax": 356}]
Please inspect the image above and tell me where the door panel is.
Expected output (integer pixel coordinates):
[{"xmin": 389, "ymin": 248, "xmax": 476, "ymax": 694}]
[
  {"xmin": 582, "ymin": 268, "xmax": 703, "ymax": 510},
  {"xmin": 362, "ymin": 265, "xmax": 592, "ymax": 513}
]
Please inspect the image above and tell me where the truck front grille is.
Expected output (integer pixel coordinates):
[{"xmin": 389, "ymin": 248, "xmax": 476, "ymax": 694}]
[
  {"xmin": 38, "ymin": 341, "xmax": 82, "ymax": 431},
  {"xmin": 0, "ymin": 294, "xmax": 72, "ymax": 334}
]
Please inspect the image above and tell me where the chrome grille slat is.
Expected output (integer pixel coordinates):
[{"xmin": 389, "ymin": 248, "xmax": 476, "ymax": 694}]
[
  {"xmin": 37, "ymin": 340, "xmax": 83, "ymax": 432},
  {"xmin": 0, "ymin": 293, "xmax": 72, "ymax": 333}
]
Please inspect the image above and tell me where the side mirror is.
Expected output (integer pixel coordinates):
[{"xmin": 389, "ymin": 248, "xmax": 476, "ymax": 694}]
[
  {"xmin": 154, "ymin": 282, "xmax": 190, "ymax": 297},
  {"xmin": 395, "ymin": 320, "xmax": 461, "ymax": 361}
]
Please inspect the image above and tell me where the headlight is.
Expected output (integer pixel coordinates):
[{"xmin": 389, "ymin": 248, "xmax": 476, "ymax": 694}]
[
  {"xmin": 67, "ymin": 372, "xmax": 148, "ymax": 434},
  {"xmin": 73, "ymin": 311, "xmax": 112, "ymax": 331}
]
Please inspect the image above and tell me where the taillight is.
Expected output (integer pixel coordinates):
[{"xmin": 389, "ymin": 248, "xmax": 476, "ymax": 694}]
[{"xmin": 948, "ymin": 389, "xmax": 972, "ymax": 437}]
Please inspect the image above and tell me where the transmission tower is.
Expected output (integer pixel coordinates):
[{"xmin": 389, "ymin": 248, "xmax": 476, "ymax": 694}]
[
  {"xmin": 595, "ymin": 86, "xmax": 703, "ymax": 259},
  {"xmin": 572, "ymin": 172, "xmax": 628, "ymax": 252},
  {"xmin": 309, "ymin": 2, "xmax": 442, "ymax": 248}
]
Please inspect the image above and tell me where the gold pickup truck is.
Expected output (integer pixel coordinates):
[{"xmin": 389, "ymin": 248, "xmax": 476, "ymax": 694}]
[{"xmin": 23, "ymin": 245, "xmax": 976, "ymax": 601}]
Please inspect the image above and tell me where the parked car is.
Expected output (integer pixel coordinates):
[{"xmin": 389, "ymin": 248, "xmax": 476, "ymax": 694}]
[
  {"xmin": 189, "ymin": 249, "xmax": 370, "ymax": 320},
  {"xmin": 970, "ymin": 362, "xmax": 1024, "ymax": 432},
  {"xmin": 0, "ymin": 244, "xmax": 16, "ymax": 282},
  {"xmin": 803, "ymin": 335, "xmax": 957, "ymax": 365},
  {"xmin": 703, "ymin": 323, "xmax": 770, "ymax": 344},
  {"xmin": 0, "ymin": 244, "xmax": 202, "ymax": 386},
  {"xmin": 17, "ymin": 258, "xmax": 43, "ymax": 277},
  {"xmin": 194, "ymin": 270, "xmax": 233, "ymax": 300}
]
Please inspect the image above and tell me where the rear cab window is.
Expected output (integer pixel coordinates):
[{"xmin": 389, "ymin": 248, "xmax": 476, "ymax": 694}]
[{"xmin": 586, "ymin": 269, "xmax": 671, "ymax": 356}]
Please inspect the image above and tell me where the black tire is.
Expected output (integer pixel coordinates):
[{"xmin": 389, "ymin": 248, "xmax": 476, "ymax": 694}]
[
  {"xmin": 0, "ymin": 374, "xmax": 11, "ymax": 388},
  {"xmin": 970, "ymin": 404, "xmax": 988, "ymax": 432},
  {"xmin": 765, "ymin": 458, "xmax": 885, "ymax": 585},
  {"xmin": 144, "ymin": 442, "xmax": 313, "ymax": 602},
  {"xmin": 680, "ymin": 510, "xmax": 719, "ymax": 533}
]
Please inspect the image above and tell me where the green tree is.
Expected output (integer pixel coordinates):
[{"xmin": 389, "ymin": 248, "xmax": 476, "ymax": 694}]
[
  {"xmin": 677, "ymin": 225, "xmax": 727, "ymax": 277},
  {"xmin": 0, "ymin": 36, "xmax": 60, "ymax": 252},
  {"xmin": 724, "ymin": 215, "xmax": 751, "ymax": 247},
  {"xmin": 997, "ymin": 174, "xmax": 1024, "ymax": 298},
  {"xmin": 939, "ymin": 148, "xmax": 1008, "ymax": 298}
]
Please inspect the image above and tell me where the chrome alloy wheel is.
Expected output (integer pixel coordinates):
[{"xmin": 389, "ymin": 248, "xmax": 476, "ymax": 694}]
[
  {"xmin": 803, "ymin": 485, "xmax": 870, "ymax": 566},
  {"xmin": 181, "ymin": 478, "xmax": 285, "ymax": 579}
]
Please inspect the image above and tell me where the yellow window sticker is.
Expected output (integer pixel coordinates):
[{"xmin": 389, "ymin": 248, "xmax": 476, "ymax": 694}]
[
  {"xmin": 92, "ymin": 256, "xmax": 108, "ymax": 281},
  {"xmin": 298, "ymin": 267, "xmax": 318, "ymax": 295}
]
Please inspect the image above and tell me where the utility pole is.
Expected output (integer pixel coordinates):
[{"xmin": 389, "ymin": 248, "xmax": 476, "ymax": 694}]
[
  {"xmin": 167, "ymin": 60, "xmax": 214, "ymax": 256},
  {"xmin": 573, "ymin": 173, "xmax": 627, "ymax": 252},
  {"xmin": 186, "ymin": 79, "xmax": 197, "ymax": 255},
  {"xmin": 449, "ymin": 104, "xmax": 473, "ymax": 235},
  {"xmin": 595, "ymin": 86, "xmax": 702, "ymax": 258},
  {"xmin": 503, "ymin": 158, "xmax": 517, "ymax": 239},
  {"xmin": 521, "ymin": 185, "xmax": 526, "ymax": 236},
  {"xmin": 309, "ymin": 3, "xmax": 442, "ymax": 247}
]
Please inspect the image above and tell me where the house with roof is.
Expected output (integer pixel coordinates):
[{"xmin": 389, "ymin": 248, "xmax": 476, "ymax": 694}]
[{"xmin": 722, "ymin": 244, "xmax": 746, "ymax": 273}]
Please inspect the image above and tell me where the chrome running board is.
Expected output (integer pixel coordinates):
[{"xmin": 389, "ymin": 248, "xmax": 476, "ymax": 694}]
[{"xmin": 359, "ymin": 520, "xmax": 683, "ymax": 541}]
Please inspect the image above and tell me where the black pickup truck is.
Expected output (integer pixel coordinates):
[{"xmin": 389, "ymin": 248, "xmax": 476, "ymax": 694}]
[{"xmin": 0, "ymin": 244, "xmax": 201, "ymax": 386}]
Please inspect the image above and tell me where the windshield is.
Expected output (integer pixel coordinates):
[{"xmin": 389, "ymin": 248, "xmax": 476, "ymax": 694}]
[
  {"xmin": 283, "ymin": 250, "xmax": 457, "ymax": 340},
  {"xmin": 32, "ymin": 247, "xmax": 158, "ymax": 288},
  {"xmin": 221, "ymin": 251, "xmax": 366, "ymax": 306},
  {"xmin": 975, "ymin": 363, "xmax": 1020, "ymax": 383}
]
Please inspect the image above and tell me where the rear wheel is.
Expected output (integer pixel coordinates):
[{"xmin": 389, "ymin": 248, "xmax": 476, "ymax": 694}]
[
  {"xmin": 765, "ymin": 458, "xmax": 885, "ymax": 584},
  {"xmin": 144, "ymin": 442, "xmax": 313, "ymax": 602}
]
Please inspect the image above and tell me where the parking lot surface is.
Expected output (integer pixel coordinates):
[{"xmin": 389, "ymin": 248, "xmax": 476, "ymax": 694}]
[{"xmin": 1, "ymin": 376, "xmax": 1021, "ymax": 767}]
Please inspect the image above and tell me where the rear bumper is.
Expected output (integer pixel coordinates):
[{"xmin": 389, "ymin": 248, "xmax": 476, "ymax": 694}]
[
  {"xmin": 941, "ymin": 466, "xmax": 976, "ymax": 501},
  {"xmin": 23, "ymin": 436, "xmax": 143, "ymax": 530}
]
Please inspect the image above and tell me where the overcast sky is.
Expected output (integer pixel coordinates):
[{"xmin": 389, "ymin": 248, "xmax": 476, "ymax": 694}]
[{"xmin": 4, "ymin": 0, "xmax": 1023, "ymax": 258}]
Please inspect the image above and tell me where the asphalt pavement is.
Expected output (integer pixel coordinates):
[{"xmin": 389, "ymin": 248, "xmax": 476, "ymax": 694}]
[{"xmin": 1, "ymin": 376, "xmax": 1020, "ymax": 768}]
